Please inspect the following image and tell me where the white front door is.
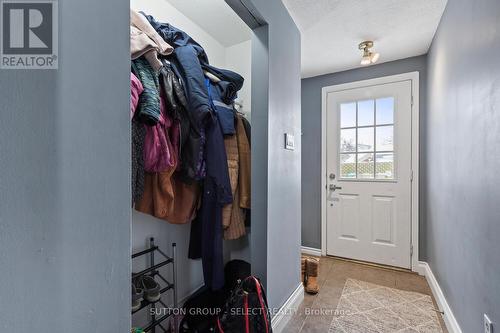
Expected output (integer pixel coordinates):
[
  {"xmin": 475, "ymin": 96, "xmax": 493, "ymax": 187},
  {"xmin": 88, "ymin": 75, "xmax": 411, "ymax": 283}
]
[{"xmin": 325, "ymin": 80, "xmax": 413, "ymax": 269}]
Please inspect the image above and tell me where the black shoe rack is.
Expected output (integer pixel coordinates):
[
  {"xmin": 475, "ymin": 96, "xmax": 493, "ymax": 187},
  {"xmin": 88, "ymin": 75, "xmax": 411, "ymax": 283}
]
[{"xmin": 132, "ymin": 237, "xmax": 178, "ymax": 333}]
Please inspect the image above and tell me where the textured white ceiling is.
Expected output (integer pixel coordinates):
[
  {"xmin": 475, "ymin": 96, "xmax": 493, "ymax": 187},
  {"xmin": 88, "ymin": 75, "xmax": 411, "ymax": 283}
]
[
  {"xmin": 165, "ymin": 0, "xmax": 251, "ymax": 47},
  {"xmin": 282, "ymin": 0, "xmax": 447, "ymax": 78}
]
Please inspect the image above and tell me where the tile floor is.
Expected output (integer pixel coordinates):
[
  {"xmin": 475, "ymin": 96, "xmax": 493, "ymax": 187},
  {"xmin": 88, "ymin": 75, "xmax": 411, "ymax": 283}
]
[{"xmin": 284, "ymin": 257, "xmax": 448, "ymax": 333}]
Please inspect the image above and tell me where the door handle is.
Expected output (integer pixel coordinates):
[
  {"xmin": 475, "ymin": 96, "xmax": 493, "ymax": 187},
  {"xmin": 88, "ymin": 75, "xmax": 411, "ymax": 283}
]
[{"xmin": 329, "ymin": 184, "xmax": 342, "ymax": 191}]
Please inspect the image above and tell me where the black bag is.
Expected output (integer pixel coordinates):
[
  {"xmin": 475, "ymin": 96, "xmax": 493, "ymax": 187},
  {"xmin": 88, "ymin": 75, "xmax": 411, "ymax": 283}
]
[
  {"xmin": 216, "ymin": 276, "xmax": 272, "ymax": 333},
  {"xmin": 180, "ymin": 287, "xmax": 228, "ymax": 333},
  {"xmin": 179, "ymin": 260, "xmax": 253, "ymax": 333},
  {"xmin": 224, "ymin": 260, "xmax": 251, "ymax": 291}
]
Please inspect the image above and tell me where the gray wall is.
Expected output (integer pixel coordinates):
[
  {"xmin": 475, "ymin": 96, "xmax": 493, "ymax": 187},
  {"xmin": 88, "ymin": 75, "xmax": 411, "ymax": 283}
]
[
  {"xmin": 259, "ymin": 0, "xmax": 302, "ymax": 310},
  {"xmin": 250, "ymin": 24, "xmax": 270, "ymax": 290},
  {"xmin": 425, "ymin": 0, "xmax": 500, "ymax": 331},
  {"xmin": 232, "ymin": 0, "xmax": 302, "ymax": 310},
  {"xmin": 0, "ymin": 0, "xmax": 130, "ymax": 332},
  {"xmin": 0, "ymin": 1, "xmax": 301, "ymax": 331},
  {"xmin": 301, "ymin": 56, "xmax": 427, "ymax": 256}
]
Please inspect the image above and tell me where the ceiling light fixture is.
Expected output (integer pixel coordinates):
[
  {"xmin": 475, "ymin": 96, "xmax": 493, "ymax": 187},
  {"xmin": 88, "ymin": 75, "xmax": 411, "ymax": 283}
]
[{"xmin": 359, "ymin": 41, "xmax": 380, "ymax": 66}]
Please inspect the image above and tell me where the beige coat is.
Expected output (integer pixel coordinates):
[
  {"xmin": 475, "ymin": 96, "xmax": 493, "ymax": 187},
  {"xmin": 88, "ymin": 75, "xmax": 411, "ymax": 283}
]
[
  {"xmin": 222, "ymin": 115, "xmax": 251, "ymax": 240},
  {"xmin": 236, "ymin": 115, "xmax": 251, "ymax": 209},
  {"xmin": 130, "ymin": 9, "xmax": 173, "ymax": 71}
]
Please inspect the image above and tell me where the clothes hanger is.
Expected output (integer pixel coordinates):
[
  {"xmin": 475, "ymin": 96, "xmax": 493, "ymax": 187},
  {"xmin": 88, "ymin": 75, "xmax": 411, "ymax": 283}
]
[{"xmin": 204, "ymin": 70, "xmax": 221, "ymax": 83}]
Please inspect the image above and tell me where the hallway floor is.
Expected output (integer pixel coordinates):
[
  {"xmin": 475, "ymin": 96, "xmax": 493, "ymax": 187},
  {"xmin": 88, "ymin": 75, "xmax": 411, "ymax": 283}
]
[{"xmin": 284, "ymin": 257, "xmax": 447, "ymax": 333}]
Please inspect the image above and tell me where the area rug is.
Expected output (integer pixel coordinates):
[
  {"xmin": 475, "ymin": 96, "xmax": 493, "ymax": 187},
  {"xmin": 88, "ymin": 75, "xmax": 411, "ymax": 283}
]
[{"xmin": 329, "ymin": 278, "xmax": 444, "ymax": 333}]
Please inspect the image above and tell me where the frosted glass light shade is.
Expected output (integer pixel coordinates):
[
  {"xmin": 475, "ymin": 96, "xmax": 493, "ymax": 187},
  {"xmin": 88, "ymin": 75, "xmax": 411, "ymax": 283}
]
[{"xmin": 361, "ymin": 55, "xmax": 371, "ymax": 65}]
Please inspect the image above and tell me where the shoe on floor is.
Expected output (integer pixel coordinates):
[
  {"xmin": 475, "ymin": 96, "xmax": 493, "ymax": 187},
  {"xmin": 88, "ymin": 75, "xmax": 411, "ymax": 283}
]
[
  {"xmin": 305, "ymin": 257, "xmax": 320, "ymax": 294},
  {"xmin": 132, "ymin": 284, "xmax": 144, "ymax": 311},
  {"xmin": 135, "ymin": 275, "xmax": 161, "ymax": 302},
  {"xmin": 301, "ymin": 257, "xmax": 307, "ymax": 285}
]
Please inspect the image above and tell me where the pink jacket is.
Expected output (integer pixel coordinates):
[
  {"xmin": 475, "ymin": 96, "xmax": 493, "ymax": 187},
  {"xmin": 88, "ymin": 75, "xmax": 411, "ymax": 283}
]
[
  {"xmin": 143, "ymin": 91, "xmax": 180, "ymax": 172},
  {"xmin": 130, "ymin": 73, "xmax": 143, "ymax": 119}
]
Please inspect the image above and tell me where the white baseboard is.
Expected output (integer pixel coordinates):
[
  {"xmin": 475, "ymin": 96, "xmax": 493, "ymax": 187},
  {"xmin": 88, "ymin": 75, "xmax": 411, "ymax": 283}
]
[
  {"xmin": 271, "ymin": 283, "xmax": 304, "ymax": 333},
  {"xmin": 301, "ymin": 246, "xmax": 322, "ymax": 257},
  {"xmin": 418, "ymin": 261, "xmax": 462, "ymax": 333}
]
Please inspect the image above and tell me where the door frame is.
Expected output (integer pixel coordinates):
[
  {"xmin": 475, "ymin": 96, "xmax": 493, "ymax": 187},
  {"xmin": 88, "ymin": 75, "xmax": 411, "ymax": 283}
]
[{"xmin": 320, "ymin": 72, "xmax": 421, "ymax": 273}]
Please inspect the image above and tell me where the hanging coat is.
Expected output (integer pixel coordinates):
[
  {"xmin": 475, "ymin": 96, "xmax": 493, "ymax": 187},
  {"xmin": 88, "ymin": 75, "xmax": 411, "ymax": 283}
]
[
  {"xmin": 160, "ymin": 60, "xmax": 203, "ymax": 182},
  {"xmin": 188, "ymin": 80, "xmax": 233, "ymax": 290},
  {"xmin": 236, "ymin": 115, "xmax": 251, "ymax": 209},
  {"xmin": 142, "ymin": 13, "xmax": 244, "ymax": 180},
  {"xmin": 189, "ymin": 113, "xmax": 232, "ymax": 290},
  {"xmin": 204, "ymin": 66, "xmax": 244, "ymax": 105},
  {"xmin": 221, "ymin": 116, "xmax": 248, "ymax": 240},
  {"xmin": 130, "ymin": 9, "xmax": 173, "ymax": 71},
  {"xmin": 143, "ymin": 90, "xmax": 176, "ymax": 173},
  {"xmin": 135, "ymin": 171, "xmax": 200, "ymax": 224},
  {"xmin": 131, "ymin": 57, "xmax": 161, "ymax": 126},
  {"xmin": 131, "ymin": 73, "xmax": 145, "ymax": 204},
  {"xmin": 222, "ymin": 132, "xmax": 238, "ymax": 229}
]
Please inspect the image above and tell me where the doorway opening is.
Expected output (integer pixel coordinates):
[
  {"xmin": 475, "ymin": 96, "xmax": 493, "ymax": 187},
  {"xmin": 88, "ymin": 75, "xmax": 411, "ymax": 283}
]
[{"xmin": 129, "ymin": 0, "xmax": 269, "ymax": 331}]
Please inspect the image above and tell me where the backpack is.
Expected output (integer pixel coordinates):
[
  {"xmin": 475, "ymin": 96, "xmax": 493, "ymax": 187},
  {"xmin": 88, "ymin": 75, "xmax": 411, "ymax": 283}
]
[
  {"xmin": 224, "ymin": 260, "xmax": 251, "ymax": 291},
  {"xmin": 179, "ymin": 286, "xmax": 228, "ymax": 333},
  {"xmin": 179, "ymin": 260, "xmax": 252, "ymax": 333},
  {"xmin": 216, "ymin": 276, "xmax": 272, "ymax": 333}
]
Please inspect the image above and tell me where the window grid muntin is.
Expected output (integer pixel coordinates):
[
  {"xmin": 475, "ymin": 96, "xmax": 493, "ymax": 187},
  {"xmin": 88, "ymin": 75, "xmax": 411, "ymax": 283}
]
[{"xmin": 339, "ymin": 97, "xmax": 395, "ymax": 180}]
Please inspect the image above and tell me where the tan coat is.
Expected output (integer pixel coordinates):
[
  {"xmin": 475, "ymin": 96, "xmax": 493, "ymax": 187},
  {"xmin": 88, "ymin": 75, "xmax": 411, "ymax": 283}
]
[
  {"xmin": 236, "ymin": 115, "xmax": 251, "ymax": 209},
  {"xmin": 222, "ymin": 130, "xmax": 246, "ymax": 240},
  {"xmin": 130, "ymin": 9, "xmax": 173, "ymax": 71},
  {"xmin": 221, "ymin": 116, "xmax": 249, "ymax": 240},
  {"xmin": 136, "ymin": 169, "xmax": 200, "ymax": 225},
  {"xmin": 224, "ymin": 187, "xmax": 246, "ymax": 240},
  {"xmin": 222, "ymin": 133, "xmax": 239, "ymax": 228}
]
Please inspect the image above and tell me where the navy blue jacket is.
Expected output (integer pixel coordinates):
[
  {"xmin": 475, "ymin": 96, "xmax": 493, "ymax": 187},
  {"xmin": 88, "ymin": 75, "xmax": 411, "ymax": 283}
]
[
  {"xmin": 143, "ymin": 14, "xmax": 211, "ymax": 126},
  {"xmin": 189, "ymin": 113, "xmax": 233, "ymax": 290},
  {"xmin": 143, "ymin": 13, "xmax": 244, "ymax": 130}
]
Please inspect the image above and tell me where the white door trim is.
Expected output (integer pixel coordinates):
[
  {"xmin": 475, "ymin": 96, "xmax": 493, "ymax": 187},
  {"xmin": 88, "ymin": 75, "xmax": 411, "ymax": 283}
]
[{"xmin": 321, "ymin": 72, "xmax": 420, "ymax": 273}]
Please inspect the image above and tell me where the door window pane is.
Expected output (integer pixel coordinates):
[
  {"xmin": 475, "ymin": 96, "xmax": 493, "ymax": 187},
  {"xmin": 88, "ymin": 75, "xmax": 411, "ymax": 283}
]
[
  {"xmin": 357, "ymin": 127, "xmax": 374, "ymax": 152},
  {"xmin": 340, "ymin": 129, "xmax": 356, "ymax": 152},
  {"xmin": 357, "ymin": 100, "xmax": 374, "ymax": 126},
  {"xmin": 376, "ymin": 97, "xmax": 394, "ymax": 125},
  {"xmin": 340, "ymin": 102, "xmax": 356, "ymax": 128},
  {"xmin": 376, "ymin": 153, "xmax": 394, "ymax": 179},
  {"xmin": 357, "ymin": 153, "xmax": 374, "ymax": 179},
  {"xmin": 376, "ymin": 126, "xmax": 394, "ymax": 151},
  {"xmin": 337, "ymin": 97, "xmax": 395, "ymax": 180},
  {"xmin": 340, "ymin": 154, "xmax": 356, "ymax": 178}
]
